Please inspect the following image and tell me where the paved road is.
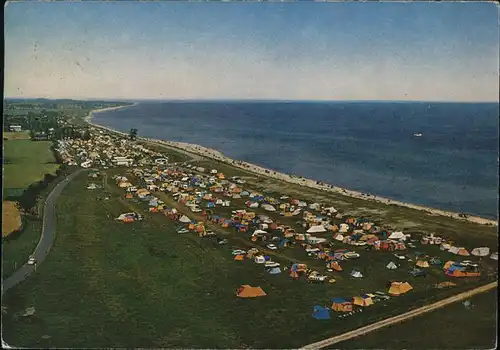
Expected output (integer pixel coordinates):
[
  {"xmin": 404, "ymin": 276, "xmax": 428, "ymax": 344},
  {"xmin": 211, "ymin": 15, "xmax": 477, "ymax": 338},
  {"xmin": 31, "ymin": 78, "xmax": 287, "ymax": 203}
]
[
  {"xmin": 301, "ymin": 281, "xmax": 498, "ymax": 349},
  {"xmin": 2, "ymin": 169, "xmax": 86, "ymax": 294}
]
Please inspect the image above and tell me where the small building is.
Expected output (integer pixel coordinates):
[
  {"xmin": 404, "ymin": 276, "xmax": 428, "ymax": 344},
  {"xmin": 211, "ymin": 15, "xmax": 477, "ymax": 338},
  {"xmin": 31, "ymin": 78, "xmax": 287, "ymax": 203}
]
[{"xmin": 9, "ymin": 125, "xmax": 22, "ymax": 132}]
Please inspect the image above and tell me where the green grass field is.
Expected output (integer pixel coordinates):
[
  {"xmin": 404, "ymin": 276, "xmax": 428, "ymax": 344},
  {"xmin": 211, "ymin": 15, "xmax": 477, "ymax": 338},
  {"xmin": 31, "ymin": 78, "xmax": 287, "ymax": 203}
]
[
  {"xmin": 3, "ymin": 139, "xmax": 59, "ymax": 190},
  {"xmin": 335, "ymin": 289, "xmax": 497, "ymax": 349},
  {"xmin": 2, "ymin": 169, "xmax": 497, "ymax": 348}
]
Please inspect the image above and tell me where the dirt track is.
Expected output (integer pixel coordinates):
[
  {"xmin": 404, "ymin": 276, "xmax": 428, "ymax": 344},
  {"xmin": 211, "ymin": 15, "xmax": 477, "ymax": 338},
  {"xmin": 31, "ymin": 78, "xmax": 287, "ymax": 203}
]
[{"xmin": 300, "ymin": 281, "xmax": 498, "ymax": 349}]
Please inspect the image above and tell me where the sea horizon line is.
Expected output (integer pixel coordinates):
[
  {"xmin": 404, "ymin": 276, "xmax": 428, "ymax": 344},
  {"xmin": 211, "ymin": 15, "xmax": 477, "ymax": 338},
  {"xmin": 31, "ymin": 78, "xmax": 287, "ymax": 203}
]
[{"xmin": 4, "ymin": 97, "xmax": 499, "ymax": 104}]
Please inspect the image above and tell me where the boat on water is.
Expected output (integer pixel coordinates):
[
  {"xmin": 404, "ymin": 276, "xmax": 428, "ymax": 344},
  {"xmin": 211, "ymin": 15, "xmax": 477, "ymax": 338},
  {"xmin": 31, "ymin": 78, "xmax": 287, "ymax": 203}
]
[{"xmin": 413, "ymin": 133, "xmax": 423, "ymax": 137}]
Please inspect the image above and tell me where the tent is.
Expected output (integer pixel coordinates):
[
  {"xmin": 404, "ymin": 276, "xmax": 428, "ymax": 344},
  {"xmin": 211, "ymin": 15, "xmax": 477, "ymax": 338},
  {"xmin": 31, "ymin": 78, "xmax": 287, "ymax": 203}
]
[
  {"xmin": 440, "ymin": 243, "xmax": 451, "ymax": 251},
  {"xmin": 339, "ymin": 224, "xmax": 349, "ymax": 233},
  {"xmin": 262, "ymin": 204, "xmax": 276, "ymax": 212},
  {"xmin": 352, "ymin": 295, "xmax": 374, "ymax": 307},
  {"xmin": 490, "ymin": 252, "xmax": 498, "ymax": 260},
  {"xmin": 457, "ymin": 248, "xmax": 470, "ymax": 256},
  {"xmin": 416, "ymin": 260, "xmax": 430, "ymax": 268},
  {"xmin": 331, "ymin": 298, "xmax": 353, "ymax": 312},
  {"xmin": 307, "ymin": 225, "xmax": 327, "ymax": 233},
  {"xmin": 445, "ymin": 265, "xmax": 481, "ymax": 277},
  {"xmin": 236, "ymin": 285, "xmax": 267, "ymax": 298},
  {"xmin": 328, "ymin": 261, "xmax": 343, "ymax": 271},
  {"xmin": 388, "ymin": 281, "xmax": 413, "ymax": 296},
  {"xmin": 448, "ymin": 246, "xmax": 460, "ymax": 254},
  {"xmin": 471, "ymin": 247, "xmax": 489, "ymax": 257},
  {"xmin": 334, "ymin": 234, "xmax": 344, "ymax": 241},
  {"xmin": 429, "ymin": 257, "xmax": 442, "ymax": 265},
  {"xmin": 234, "ymin": 254, "xmax": 245, "ymax": 261},
  {"xmin": 435, "ymin": 281, "xmax": 457, "ymax": 289},
  {"xmin": 312, "ymin": 305, "xmax": 331, "ymax": 320},
  {"xmin": 386, "ymin": 261, "xmax": 398, "ymax": 270},
  {"xmin": 268, "ymin": 267, "xmax": 282, "ymax": 275},
  {"xmin": 350, "ymin": 270, "xmax": 363, "ymax": 278},
  {"xmin": 388, "ymin": 231, "xmax": 405, "ymax": 240},
  {"xmin": 179, "ymin": 215, "xmax": 191, "ymax": 223}
]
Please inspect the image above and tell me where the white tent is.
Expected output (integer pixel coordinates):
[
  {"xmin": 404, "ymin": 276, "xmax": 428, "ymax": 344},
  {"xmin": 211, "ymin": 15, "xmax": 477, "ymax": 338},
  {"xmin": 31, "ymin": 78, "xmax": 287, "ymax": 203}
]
[
  {"xmin": 440, "ymin": 243, "xmax": 451, "ymax": 251},
  {"xmin": 471, "ymin": 247, "xmax": 490, "ymax": 257},
  {"xmin": 298, "ymin": 201, "xmax": 308, "ymax": 207},
  {"xmin": 309, "ymin": 203, "xmax": 320, "ymax": 210},
  {"xmin": 350, "ymin": 270, "xmax": 363, "ymax": 278},
  {"xmin": 233, "ymin": 194, "xmax": 241, "ymax": 199},
  {"xmin": 307, "ymin": 225, "xmax": 327, "ymax": 233},
  {"xmin": 179, "ymin": 215, "xmax": 191, "ymax": 223},
  {"xmin": 335, "ymin": 234, "xmax": 344, "ymax": 241},
  {"xmin": 253, "ymin": 229, "xmax": 268, "ymax": 235},
  {"xmin": 339, "ymin": 224, "xmax": 349, "ymax": 233},
  {"xmin": 448, "ymin": 246, "xmax": 460, "ymax": 254},
  {"xmin": 388, "ymin": 231, "xmax": 405, "ymax": 240},
  {"xmin": 262, "ymin": 204, "xmax": 276, "ymax": 212},
  {"xmin": 490, "ymin": 252, "xmax": 498, "ymax": 260},
  {"xmin": 386, "ymin": 261, "xmax": 398, "ymax": 269},
  {"xmin": 249, "ymin": 202, "xmax": 259, "ymax": 208}
]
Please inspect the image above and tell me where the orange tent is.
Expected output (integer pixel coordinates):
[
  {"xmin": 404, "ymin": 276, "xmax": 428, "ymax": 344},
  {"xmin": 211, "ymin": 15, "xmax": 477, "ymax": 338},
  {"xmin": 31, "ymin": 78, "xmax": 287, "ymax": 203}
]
[
  {"xmin": 388, "ymin": 281, "xmax": 413, "ymax": 296},
  {"xmin": 236, "ymin": 285, "xmax": 267, "ymax": 298},
  {"xmin": 328, "ymin": 261, "xmax": 343, "ymax": 271},
  {"xmin": 234, "ymin": 254, "xmax": 245, "ymax": 261}
]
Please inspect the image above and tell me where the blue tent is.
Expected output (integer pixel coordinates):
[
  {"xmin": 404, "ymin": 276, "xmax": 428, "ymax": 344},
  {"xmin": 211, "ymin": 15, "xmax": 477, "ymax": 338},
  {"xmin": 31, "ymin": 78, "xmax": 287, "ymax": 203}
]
[
  {"xmin": 331, "ymin": 297, "xmax": 347, "ymax": 303},
  {"xmin": 312, "ymin": 305, "xmax": 331, "ymax": 320},
  {"xmin": 268, "ymin": 267, "xmax": 282, "ymax": 274},
  {"xmin": 206, "ymin": 202, "xmax": 215, "ymax": 208},
  {"xmin": 264, "ymin": 255, "xmax": 271, "ymax": 261}
]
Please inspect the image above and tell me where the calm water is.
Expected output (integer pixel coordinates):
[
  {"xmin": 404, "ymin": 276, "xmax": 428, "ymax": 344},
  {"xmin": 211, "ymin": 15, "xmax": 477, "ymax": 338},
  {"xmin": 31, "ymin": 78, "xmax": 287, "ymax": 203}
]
[{"xmin": 93, "ymin": 101, "xmax": 499, "ymax": 219}]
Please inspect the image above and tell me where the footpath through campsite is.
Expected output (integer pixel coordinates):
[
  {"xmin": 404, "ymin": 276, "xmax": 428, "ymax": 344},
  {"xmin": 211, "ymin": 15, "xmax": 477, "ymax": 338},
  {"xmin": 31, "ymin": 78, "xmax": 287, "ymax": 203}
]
[{"xmin": 301, "ymin": 280, "xmax": 498, "ymax": 349}]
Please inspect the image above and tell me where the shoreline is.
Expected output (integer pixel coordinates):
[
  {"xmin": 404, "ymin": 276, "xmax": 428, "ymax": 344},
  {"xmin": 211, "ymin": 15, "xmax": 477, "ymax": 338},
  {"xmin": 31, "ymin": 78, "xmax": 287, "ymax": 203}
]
[
  {"xmin": 84, "ymin": 102, "xmax": 139, "ymax": 123},
  {"xmin": 85, "ymin": 108, "xmax": 498, "ymax": 227}
]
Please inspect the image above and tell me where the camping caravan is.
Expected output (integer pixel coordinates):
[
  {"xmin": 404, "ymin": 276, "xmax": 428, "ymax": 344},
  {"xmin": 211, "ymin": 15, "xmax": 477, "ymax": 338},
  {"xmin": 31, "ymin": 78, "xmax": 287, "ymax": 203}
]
[
  {"xmin": 236, "ymin": 285, "xmax": 267, "ymax": 298},
  {"xmin": 471, "ymin": 247, "xmax": 490, "ymax": 257},
  {"xmin": 331, "ymin": 298, "xmax": 353, "ymax": 312}
]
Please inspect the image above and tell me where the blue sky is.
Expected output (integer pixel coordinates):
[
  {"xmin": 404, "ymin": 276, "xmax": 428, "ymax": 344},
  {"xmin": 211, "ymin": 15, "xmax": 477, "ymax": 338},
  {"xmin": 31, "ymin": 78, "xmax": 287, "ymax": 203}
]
[{"xmin": 4, "ymin": 1, "xmax": 499, "ymax": 101}]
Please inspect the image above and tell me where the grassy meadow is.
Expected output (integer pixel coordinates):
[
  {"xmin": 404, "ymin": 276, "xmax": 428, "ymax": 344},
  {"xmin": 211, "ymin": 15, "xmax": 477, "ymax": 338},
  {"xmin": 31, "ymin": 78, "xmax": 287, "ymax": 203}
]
[
  {"xmin": 3, "ymin": 139, "xmax": 59, "ymax": 190},
  {"xmin": 335, "ymin": 289, "xmax": 498, "ymax": 349},
  {"xmin": 2, "ymin": 168, "xmax": 497, "ymax": 348}
]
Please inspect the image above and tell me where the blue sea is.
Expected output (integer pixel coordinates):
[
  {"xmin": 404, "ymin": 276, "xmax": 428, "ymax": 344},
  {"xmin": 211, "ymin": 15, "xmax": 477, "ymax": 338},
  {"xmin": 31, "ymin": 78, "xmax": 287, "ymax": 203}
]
[{"xmin": 92, "ymin": 101, "xmax": 499, "ymax": 219}]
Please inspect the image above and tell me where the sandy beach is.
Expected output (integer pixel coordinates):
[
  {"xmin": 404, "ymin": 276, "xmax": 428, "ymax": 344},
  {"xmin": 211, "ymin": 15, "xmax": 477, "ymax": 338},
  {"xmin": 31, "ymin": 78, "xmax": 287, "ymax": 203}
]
[
  {"xmin": 86, "ymin": 115, "xmax": 498, "ymax": 227},
  {"xmin": 84, "ymin": 103, "xmax": 139, "ymax": 123}
]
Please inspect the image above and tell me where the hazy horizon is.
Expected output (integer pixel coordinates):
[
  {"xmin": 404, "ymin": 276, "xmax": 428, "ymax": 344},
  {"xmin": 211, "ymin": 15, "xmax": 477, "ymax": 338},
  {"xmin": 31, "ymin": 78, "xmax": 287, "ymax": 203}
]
[{"xmin": 5, "ymin": 2, "xmax": 499, "ymax": 102}]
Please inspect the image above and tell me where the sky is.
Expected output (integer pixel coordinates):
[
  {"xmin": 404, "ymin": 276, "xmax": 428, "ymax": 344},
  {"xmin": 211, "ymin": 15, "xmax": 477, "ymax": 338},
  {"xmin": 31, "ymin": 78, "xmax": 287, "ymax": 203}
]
[{"xmin": 4, "ymin": 1, "xmax": 499, "ymax": 102}]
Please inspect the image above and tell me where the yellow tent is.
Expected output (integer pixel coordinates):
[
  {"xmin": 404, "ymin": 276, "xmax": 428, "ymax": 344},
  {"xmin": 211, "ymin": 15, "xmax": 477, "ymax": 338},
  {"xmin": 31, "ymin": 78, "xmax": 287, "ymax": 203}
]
[
  {"xmin": 388, "ymin": 281, "xmax": 413, "ymax": 296},
  {"xmin": 236, "ymin": 285, "xmax": 266, "ymax": 298},
  {"xmin": 352, "ymin": 296, "xmax": 374, "ymax": 307}
]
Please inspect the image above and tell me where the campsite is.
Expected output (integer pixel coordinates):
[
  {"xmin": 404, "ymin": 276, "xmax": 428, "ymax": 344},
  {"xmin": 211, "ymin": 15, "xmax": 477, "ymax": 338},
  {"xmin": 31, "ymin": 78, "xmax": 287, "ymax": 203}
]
[{"xmin": 2, "ymin": 125, "xmax": 498, "ymax": 349}]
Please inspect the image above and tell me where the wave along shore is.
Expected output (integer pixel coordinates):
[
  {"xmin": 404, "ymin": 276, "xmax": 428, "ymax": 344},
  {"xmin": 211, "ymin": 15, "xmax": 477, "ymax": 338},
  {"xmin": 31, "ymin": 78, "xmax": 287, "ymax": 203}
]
[{"xmin": 85, "ymin": 105, "xmax": 498, "ymax": 227}]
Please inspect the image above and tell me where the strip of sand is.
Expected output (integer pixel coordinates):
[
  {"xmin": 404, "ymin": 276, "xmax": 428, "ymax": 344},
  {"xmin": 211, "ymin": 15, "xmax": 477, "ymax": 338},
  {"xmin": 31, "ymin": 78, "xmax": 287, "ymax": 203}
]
[{"xmin": 85, "ymin": 113, "xmax": 498, "ymax": 227}]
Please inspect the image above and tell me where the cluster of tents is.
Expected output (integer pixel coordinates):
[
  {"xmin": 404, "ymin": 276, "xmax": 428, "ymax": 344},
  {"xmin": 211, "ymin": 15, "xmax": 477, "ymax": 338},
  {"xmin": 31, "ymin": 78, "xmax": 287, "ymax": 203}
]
[
  {"xmin": 313, "ymin": 281, "xmax": 414, "ymax": 319},
  {"xmin": 444, "ymin": 261, "xmax": 481, "ymax": 277}
]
